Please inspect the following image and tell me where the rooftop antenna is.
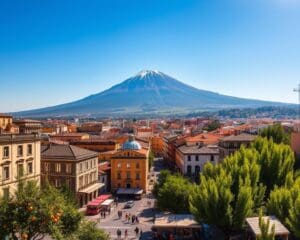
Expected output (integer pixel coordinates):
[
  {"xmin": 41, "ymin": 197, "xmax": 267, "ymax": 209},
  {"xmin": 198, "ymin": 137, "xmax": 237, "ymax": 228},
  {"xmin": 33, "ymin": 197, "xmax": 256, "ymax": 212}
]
[{"xmin": 293, "ymin": 83, "xmax": 300, "ymax": 121}]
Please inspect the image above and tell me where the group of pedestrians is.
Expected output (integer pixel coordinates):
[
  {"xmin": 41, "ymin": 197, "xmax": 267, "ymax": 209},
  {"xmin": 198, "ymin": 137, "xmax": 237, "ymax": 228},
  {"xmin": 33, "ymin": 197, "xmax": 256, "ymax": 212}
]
[
  {"xmin": 124, "ymin": 212, "xmax": 139, "ymax": 224},
  {"xmin": 116, "ymin": 227, "xmax": 142, "ymax": 240}
]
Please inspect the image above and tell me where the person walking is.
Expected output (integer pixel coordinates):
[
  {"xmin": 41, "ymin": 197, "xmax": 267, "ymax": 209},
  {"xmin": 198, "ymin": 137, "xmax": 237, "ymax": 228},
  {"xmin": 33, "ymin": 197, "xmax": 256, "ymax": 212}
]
[
  {"xmin": 128, "ymin": 214, "xmax": 131, "ymax": 223},
  {"xmin": 124, "ymin": 229, "xmax": 128, "ymax": 240},
  {"xmin": 134, "ymin": 227, "xmax": 139, "ymax": 238},
  {"xmin": 139, "ymin": 230, "xmax": 143, "ymax": 240},
  {"xmin": 116, "ymin": 229, "xmax": 122, "ymax": 240}
]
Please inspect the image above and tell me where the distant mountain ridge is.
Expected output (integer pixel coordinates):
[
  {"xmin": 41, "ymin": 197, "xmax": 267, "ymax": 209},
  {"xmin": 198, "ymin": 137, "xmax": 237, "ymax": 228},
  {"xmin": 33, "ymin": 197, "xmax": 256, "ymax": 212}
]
[{"xmin": 14, "ymin": 70, "xmax": 288, "ymax": 117}]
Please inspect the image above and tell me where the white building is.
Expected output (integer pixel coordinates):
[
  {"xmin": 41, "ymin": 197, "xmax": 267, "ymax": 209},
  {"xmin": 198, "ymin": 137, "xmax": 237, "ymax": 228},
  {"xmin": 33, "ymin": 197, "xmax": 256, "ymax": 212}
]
[{"xmin": 175, "ymin": 144, "xmax": 219, "ymax": 177}]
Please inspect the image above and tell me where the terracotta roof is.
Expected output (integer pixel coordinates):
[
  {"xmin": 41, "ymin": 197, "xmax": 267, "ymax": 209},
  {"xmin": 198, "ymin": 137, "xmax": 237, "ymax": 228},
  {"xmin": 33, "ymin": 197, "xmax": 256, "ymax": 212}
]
[
  {"xmin": 178, "ymin": 145, "xmax": 219, "ymax": 155},
  {"xmin": 185, "ymin": 133, "xmax": 221, "ymax": 145},
  {"xmin": 41, "ymin": 144, "xmax": 98, "ymax": 161},
  {"xmin": 221, "ymin": 133, "xmax": 256, "ymax": 142}
]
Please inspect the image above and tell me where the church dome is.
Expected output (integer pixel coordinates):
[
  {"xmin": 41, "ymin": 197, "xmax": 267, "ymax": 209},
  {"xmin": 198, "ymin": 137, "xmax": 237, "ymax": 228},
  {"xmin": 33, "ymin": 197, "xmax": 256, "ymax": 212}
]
[{"xmin": 122, "ymin": 135, "xmax": 141, "ymax": 150}]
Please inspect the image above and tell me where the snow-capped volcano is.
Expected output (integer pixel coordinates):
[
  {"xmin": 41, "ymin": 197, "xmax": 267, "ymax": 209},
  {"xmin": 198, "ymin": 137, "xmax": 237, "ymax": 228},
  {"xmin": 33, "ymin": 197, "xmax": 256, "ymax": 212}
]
[{"xmin": 14, "ymin": 70, "xmax": 286, "ymax": 117}]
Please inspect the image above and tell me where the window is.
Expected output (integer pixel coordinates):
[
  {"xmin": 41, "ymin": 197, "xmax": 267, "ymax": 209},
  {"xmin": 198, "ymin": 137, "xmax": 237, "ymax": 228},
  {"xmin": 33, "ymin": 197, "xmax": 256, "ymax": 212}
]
[
  {"xmin": 136, "ymin": 172, "xmax": 140, "ymax": 180},
  {"xmin": 55, "ymin": 163, "xmax": 61, "ymax": 173},
  {"xmin": 136, "ymin": 163, "xmax": 140, "ymax": 169},
  {"xmin": 27, "ymin": 144, "xmax": 32, "ymax": 155},
  {"xmin": 85, "ymin": 161, "xmax": 89, "ymax": 170},
  {"xmin": 210, "ymin": 155, "xmax": 214, "ymax": 162},
  {"xmin": 17, "ymin": 164, "xmax": 24, "ymax": 177},
  {"xmin": 187, "ymin": 155, "xmax": 191, "ymax": 161},
  {"xmin": 3, "ymin": 166, "xmax": 9, "ymax": 180},
  {"xmin": 3, "ymin": 146, "xmax": 9, "ymax": 158},
  {"xmin": 79, "ymin": 163, "xmax": 83, "ymax": 172},
  {"xmin": 27, "ymin": 162, "xmax": 33, "ymax": 174},
  {"xmin": 85, "ymin": 175, "xmax": 89, "ymax": 184},
  {"xmin": 195, "ymin": 155, "xmax": 199, "ymax": 161},
  {"xmin": 117, "ymin": 163, "xmax": 121, "ymax": 168},
  {"xmin": 17, "ymin": 145, "xmax": 23, "ymax": 157},
  {"xmin": 44, "ymin": 163, "xmax": 49, "ymax": 172},
  {"xmin": 55, "ymin": 179, "xmax": 61, "ymax": 188},
  {"xmin": 117, "ymin": 172, "xmax": 121, "ymax": 180},
  {"xmin": 126, "ymin": 163, "xmax": 131, "ymax": 168},
  {"xmin": 79, "ymin": 176, "xmax": 83, "ymax": 188},
  {"xmin": 66, "ymin": 163, "xmax": 72, "ymax": 174},
  {"xmin": 126, "ymin": 172, "xmax": 131, "ymax": 179}
]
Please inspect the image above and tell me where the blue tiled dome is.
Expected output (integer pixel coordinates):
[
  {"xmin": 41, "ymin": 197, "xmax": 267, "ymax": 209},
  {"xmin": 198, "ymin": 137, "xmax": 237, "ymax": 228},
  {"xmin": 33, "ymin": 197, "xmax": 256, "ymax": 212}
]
[{"xmin": 122, "ymin": 135, "xmax": 141, "ymax": 150}]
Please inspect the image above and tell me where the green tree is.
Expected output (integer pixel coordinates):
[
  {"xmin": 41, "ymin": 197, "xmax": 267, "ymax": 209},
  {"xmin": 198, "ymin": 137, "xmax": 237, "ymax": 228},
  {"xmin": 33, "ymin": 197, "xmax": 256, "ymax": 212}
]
[
  {"xmin": 257, "ymin": 210, "xmax": 275, "ymax": 240},
  {"xmin": 252, "ymin": 137, "xmax": 294, "ymax": 196},
  {"xmin": 0, "ymin": 180, "xmax": 82, "ymax": 240},
  {"xmin": 286, "ymin": 196, "xmax": 300, "ymax": 238},
  {"xmin": 259, "ymin": 123, "xmax": 290, "ymax": 145},
  {"xmin": 67, "ymin": 221, "xmax": 109, "ymax": 240},
  {"xmin": 190, "ymin": 137, "xmax": 295, "ymax": 237},
  {"xmin": 203, "ymin": 119, "xmax": 221, "ymax": 132},
  {"xmin": 157, "ymin": 174, "xmax": 193, "ymax": 213},
  {"xmin": 152, "ymin": 169, "xmax": 171, "ymax": 197},
  {"xmin": 267, "ymin": 178, "xmax": 300, "ymax": 238}
]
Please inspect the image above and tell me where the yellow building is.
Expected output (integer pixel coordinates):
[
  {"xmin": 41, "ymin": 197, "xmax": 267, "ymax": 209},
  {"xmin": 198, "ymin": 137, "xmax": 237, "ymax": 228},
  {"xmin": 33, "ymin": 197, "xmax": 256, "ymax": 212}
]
[
  {"xmin": 0, "ymin": 134, "xmax": 41, "ymax": 198},
  {"xmin": 110, "ymin": 135, "xmax": 149, "ymax": 193}
]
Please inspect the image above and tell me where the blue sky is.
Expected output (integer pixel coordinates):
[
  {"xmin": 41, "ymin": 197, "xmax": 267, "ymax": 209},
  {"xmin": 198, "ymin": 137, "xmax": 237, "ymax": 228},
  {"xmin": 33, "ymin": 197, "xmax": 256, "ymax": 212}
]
[{"xmin": 1, "ymin": 0, "xmax": 300, "ymax": 112}]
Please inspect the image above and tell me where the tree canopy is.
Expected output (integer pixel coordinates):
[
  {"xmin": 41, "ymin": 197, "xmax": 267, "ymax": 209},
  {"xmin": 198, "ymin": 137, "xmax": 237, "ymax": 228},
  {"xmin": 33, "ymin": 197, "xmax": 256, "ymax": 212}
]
[
  {"xmin": 157, "ymin": 174, "xmax": 194, "ymax": 213},
  {"xmin": 190, "ymin": 137, "xmax": 295, "ymax": 237},
  {"xmin": 259, "ymin": 123, "xmax": 290, "ymax": 145},
  {"xmin": 267, "ymin": 178, "xmax": 300, "ymax": 238},
  {"xmin": 0, "ymin": 180, "xmax": 107, "ymax": 240}
]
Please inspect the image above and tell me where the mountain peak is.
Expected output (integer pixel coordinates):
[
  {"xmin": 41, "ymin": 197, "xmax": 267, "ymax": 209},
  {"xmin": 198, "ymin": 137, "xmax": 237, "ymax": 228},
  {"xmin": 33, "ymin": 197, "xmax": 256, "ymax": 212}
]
[
  {"xmin": 135, "ymin": 70, "xmax": 162, "ymax": 78},
  {"xmin": 14, "ymin": 70, "xmax": 285, "ymax": 117}
]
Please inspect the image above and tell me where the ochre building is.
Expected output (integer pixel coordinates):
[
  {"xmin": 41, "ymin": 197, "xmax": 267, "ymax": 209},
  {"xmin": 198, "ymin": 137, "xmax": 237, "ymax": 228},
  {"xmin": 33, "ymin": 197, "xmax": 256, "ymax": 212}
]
[{"xmin": 110, "ymin": 135, "xmax": 149, "ymax": 193}]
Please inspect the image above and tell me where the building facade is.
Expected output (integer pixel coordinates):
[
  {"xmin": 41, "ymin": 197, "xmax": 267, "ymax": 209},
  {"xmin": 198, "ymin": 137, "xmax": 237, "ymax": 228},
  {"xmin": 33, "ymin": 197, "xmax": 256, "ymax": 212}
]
[
  {"xmin": 0, "ymin": 134, "xmax": 41, "ymax": 198},
  {"xmin": 41, "ymin": 144, "xmax": 103, "ymax": 207},
  {"xmin": 150, "ymin": 135, "xmax": 164, "ymax": 157},
  {"xmin": 13, "ymin": 119, "xmax": 42, "ymax": 134},
  {"xmin": 175, "ymin": 144, "xmax": 219, "ymax": 179},
  {"xmin": 219, "ymin": 133, "xmax": 256, "ymax": 160},
  {"xmin": 110, "ymin": 135, "xmax": 149, "ymax": 193}
]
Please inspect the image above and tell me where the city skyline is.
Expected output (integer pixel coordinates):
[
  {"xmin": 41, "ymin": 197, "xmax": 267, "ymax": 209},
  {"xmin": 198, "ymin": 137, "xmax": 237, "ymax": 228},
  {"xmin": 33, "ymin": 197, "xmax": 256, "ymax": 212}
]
[{"xmin": 1, "ymin": 0, "xmax": 300, "ymax": 112}]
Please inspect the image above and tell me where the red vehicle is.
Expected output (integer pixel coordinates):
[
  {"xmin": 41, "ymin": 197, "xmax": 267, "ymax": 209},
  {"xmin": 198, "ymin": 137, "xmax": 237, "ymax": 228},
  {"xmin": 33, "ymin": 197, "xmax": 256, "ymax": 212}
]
[{"xmin": 86, "ymin": 194, "xmax": 113, "ymax": 215}]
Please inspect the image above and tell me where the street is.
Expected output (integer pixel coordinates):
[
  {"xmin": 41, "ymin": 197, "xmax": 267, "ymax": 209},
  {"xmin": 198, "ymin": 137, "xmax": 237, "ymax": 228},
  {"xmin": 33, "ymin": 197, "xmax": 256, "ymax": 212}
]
[{"xmin": 86, "ymin": 158, "xmax": 164, "ymax": 240}]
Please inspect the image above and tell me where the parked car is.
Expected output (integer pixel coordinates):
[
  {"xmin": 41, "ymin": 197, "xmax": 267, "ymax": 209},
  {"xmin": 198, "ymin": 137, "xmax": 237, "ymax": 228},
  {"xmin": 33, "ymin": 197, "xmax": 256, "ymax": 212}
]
[{"xmin": 124, "ymin": 200, "xmax": 135, "ymax": 209}]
